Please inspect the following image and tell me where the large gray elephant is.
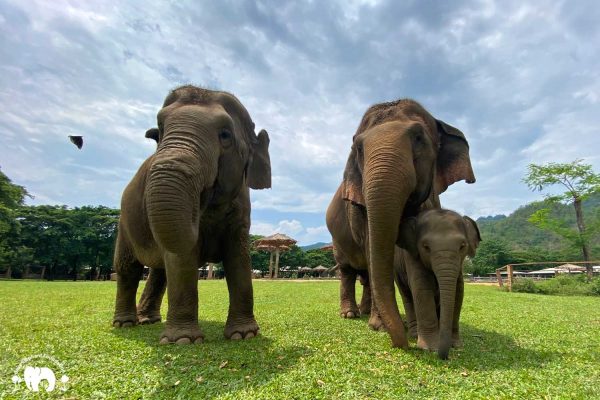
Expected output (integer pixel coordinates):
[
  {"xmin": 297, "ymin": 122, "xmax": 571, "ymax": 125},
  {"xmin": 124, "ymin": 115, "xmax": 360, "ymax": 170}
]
[
  {"xmin": 112, "ymin": 85, "xmax": 271, "ymax": 344},
  {"xmin": 326, "ymin": 99, "xmax": 475, "ymax": 349},
  {"xmin": 396, "ymin": 209, "xmax": 481, "ymax": 359}
]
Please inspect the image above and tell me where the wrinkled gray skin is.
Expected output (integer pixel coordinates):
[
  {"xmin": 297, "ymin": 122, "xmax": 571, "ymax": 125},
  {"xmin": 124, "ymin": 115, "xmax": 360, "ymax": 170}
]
[
  {"xmin": 112, "ymin": 85, "xmax": 271, "ymax": 344},
  {"xmin": 326, "ymin": 99, "xmax": 475, "ymax": 350},
  {"xmin": 396, "ymin": 209, "xmax": 481, "ymax": 359}
]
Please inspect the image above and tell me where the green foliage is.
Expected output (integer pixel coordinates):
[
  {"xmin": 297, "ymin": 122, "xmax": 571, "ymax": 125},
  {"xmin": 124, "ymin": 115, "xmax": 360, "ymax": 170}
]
[
  {"xmin": 2, "ymin": 205, "xmax": 120, "ymax": 279},
  {"xmin": 468, "ymin": 239, "xmax": 521, "ymax": 275},
  {"xmin": 1, "ymin": 281, "xmax": 599, "ymax": 398},
  {"xmin": 0, "ymin": 168, "xmax": 32, "ymax": 273},
  {"xmin": 511, "ymin": 275, "xmax": 600, "ymax": 296},
  {"xmin": 510, "ymin": 278, "xmax": 541, "ymax": 294},
  {"xmin": 523, "ymin": 160, "xmax": 600, "ymax": 266},
  {"xmin": 476, "ymin": 192, "xmax": 600, "ymax": 272},
  {"xmin": 523, "ymin": 159, "xmax": 600, "ymax": 203}
]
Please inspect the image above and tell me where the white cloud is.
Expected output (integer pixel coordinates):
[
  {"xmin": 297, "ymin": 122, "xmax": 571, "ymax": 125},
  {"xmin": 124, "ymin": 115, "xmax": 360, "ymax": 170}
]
[{"xmin": 1, "ymin": 0, "xmax": 600, "ymax": 245}]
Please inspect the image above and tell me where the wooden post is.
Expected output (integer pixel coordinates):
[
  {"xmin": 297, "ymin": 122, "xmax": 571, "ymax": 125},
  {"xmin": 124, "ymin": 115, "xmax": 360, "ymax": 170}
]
[
  {"xmin": 207, "ymin": 263, "xmax": 214, "ymax": 280},
  {"xmin": 274, "ymin": 248, "xmax": 280, "ymax": 279},
  {"xmin": 268, "ymin": 252, "xmax": 274, "ymax": 278},
  {"xmin": 507, "ymin": 264, "xmax": 513, "ymax": 292}
]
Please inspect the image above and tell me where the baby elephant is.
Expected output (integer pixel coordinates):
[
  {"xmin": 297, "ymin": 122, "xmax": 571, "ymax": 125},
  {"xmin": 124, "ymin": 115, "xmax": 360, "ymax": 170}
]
[{"xmin": 396, "ymin": 209, "xmax": 481, "ymax": 359}]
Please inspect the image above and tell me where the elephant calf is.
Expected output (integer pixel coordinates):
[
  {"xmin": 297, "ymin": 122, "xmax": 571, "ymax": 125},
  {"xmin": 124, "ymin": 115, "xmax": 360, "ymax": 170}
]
[
  {"xmin": 396, "ymin": 209, "xmax": 481, "ymax": 359},
  {"xmin": 112, "ymin": 85, "xmax": 271, "ymax": 344}
]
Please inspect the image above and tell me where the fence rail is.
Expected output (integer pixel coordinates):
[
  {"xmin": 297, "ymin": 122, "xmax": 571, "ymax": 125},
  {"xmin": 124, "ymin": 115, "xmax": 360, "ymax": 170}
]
[{"xmin": 496, "ymin": 261, "xmax": 600, "ymax": 291}]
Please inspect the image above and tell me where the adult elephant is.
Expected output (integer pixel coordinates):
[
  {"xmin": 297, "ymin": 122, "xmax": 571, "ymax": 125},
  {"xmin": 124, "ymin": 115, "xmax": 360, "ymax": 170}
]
[
  {"xmin": 326, "ymin": 99, "xmax": 475, "ymax": 349},
  {"xmin": 112, "ymin": 85, "xmax": 271, "ymax": 344}
]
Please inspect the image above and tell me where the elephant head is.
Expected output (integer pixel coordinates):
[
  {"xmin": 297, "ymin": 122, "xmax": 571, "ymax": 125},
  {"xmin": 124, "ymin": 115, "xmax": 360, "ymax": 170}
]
[
  {"xmin": 24, "ymin": 366, "xmax": 56, "ymax": 392},
  {"xmin": 341, "ymin": 99, "xmax": 475, "ymax": 348},
  {"xmin": 145, "ymin": 85, "xmax": 271, "ymax": 254},
  {"xmin": 399, "ymin": 209, "xmax": 481, "ymax": 359}
]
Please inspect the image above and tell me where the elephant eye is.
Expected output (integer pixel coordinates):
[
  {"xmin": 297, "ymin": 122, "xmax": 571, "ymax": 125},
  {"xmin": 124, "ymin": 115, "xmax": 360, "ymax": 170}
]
[
  {"xmin": 460, "ymin": 242, "xmax": 467, "ymax": 250},
  {"xmin": 219, "ymin": 129, "xmax": 233, "ymax": 147},
  {"xmin": 422, "ymin": 243, "xmax": 430, "ymax": 252}
]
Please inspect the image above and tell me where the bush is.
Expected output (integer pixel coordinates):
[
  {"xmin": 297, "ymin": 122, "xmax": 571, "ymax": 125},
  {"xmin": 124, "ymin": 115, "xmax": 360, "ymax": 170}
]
[
  {"xmin": 511, "ymin": 278, "xmax": 542, "ymax": 294},
  {"xmin": 510, "ymin": 274, "xmax": 600, "ymax": 296}
]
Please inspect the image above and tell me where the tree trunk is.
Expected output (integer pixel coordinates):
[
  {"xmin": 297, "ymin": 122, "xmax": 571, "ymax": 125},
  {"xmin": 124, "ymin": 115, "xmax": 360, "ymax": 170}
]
[
  {"xmin": 274, "ymin": 249, "xmax": 280, "ymax": 279},
  {"xmin": 40, "ymin": 265, "xmax": 46, "ymax": 280},
  {"xmin": 268, "ymin": 252, "xmax": 274, "ymax": 278},
  {"xmin": 5, "ymin": 265, "xmax": 11, "ymax": 279},
  {"xmin": 207, "ymin": 263, "xmax": 214, "ymax": 280},
  {"xmin": 573, "ymin": 198, "xmax": 592, "ymax": 279}
]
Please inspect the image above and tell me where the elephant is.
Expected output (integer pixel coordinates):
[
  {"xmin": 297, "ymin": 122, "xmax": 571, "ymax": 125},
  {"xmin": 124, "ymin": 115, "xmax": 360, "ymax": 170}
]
[
  {"xmin": 112, "ymin": 85, "xmax": 271, "ymax": 344},
  {"xmin": 326, "ymin": 99, "xmax": 475, "ymax": 350},
  {"xmin": 395, "ymin": 209, "xmax": 481, "ymax": 359},
  {"xmin": 24, "ymin": 366, "xmax": 56, "ymax": 392}
]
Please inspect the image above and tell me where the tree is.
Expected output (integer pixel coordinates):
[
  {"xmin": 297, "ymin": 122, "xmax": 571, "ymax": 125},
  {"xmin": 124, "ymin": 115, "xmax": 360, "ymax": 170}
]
[
  {"xmin": 0, "ymin": 168, "xmax": 31, "ymax": 277},
  {"xmin": 523, "ymin": 160, "xmax": 600, "ymax": 278},
  {"xmin": 468, "ymin": 239, "xmax": 518, "ymax": 276}
]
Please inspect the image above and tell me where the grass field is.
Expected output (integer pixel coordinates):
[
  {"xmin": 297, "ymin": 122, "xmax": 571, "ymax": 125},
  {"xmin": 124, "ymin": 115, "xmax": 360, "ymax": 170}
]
[{"xmin": 1, "ymin": 280, "xmax": 599, "ymax": 399}]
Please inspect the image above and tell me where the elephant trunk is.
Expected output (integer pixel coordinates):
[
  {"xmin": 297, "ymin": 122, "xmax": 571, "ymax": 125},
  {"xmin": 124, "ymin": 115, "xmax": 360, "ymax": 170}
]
[
  {"xmin": 364, "ymin": 151, "xmax": 413, "ymax": 349},
  {"xmin": 432, "ymin": 257, "xmax": 459, "ymax": 360},
  {"xmin": 146, "ymin": 132, "xmax": 217, "ymax": 254}
]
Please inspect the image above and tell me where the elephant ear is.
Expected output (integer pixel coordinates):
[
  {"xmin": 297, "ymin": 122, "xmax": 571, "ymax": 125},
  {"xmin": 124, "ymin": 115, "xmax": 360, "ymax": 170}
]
[
  {"xmin": 463, "ymin": 216, "xmax": 481, "ymax": 258},
  {"xmin": 247, "ymin": 129, "xmax": 272, "ymax": 189},
  {"xmin": 435, "ymin": 119, "xmax": 476, "ymax": 194},
  {"xmin": 397, "ymin": 217, "xmax": 418, "ymax": 257},
  {"xmin": 145, "ymin": 128, "xmax": 160, "ymax": 144},
  {"xmin": 342, "ymin": 145, "xmax": 365, "ymax": 207}
]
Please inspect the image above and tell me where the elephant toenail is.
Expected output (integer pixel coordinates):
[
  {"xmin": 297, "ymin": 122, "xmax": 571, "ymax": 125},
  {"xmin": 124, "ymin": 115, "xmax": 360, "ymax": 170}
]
[
  {"xmin": 175, "ymin": 337, "xmax": 191, "ymax": 345},
  {"xmin": 193, "ymin": 337, "xmax": 204, "ymax": 344},
  {"xmin": 245, "ymin": 332, "xmax": 255, "ymax": 339},
  {"xmin": 159, "ymin": 337, "xmax": 170, "ymax": 345},
  {"xmin": 122, "ymin": 321, "xmax": 134, "ymax": 328},
  {"xmin": 113, "ymin": 322, "xmax": 121, "ymax": 328},
  {"xmin": 231, "ymin": 332, "xmax": 243, "ymax": 340}
]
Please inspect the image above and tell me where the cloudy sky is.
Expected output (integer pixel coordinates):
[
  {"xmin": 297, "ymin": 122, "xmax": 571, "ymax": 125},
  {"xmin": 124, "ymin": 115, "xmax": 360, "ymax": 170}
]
[{"xmin": 1, "ymin": 0, "xmax": 599, "ymax": 245}]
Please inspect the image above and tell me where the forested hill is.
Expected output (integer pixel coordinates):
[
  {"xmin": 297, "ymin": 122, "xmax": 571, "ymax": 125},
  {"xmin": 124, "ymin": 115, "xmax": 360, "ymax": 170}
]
[{"xmin": 476, "ymin": 192, "xmax": 600, "ymax": 259}]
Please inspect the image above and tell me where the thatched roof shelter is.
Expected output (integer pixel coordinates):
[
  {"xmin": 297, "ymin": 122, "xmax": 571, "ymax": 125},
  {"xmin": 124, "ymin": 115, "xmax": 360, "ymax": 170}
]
[{"xmin": 254, "ymin": 233, "xmax": 297, "ymax": 278}]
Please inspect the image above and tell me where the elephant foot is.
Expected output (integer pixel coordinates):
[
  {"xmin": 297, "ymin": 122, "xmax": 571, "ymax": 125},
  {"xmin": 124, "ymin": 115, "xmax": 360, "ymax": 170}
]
[
  {"xmin": 417, "ymin": 334, "xmax": 439, "ymax": 351},
  {"xmin": 113, "ymin": 312, "xmax": 137, "ymax": 328},
  {"xmin": 137, "ymin": 312, "xmax": 162, "ymax": 325},
  {"xmin": 368, "ymin": 313, "xmax": 386, "ymax": 331},
  {"xmin": 159, "ymin": 324, "xmax": 204, "ymax": 345},
  {"xmin": 340, "ymin": 308, "xmax": 360, "ymax": 319},
  {"xmin": 224, "ymin": 318, "xmax": 259, "ymax": 340}
]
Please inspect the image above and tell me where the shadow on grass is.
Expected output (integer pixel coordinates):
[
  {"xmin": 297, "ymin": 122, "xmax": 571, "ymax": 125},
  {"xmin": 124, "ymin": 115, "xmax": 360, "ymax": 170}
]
[
  {"xmin": 408, "ymin": 323, "xmax": 559, "ymax": 370},
  {"xmin": 112, "ymin": 319, "xmax": 311, "ymax": 397},
  {"xmin": 346, "ymin": 315, "xmax": 557, "ymax": 370}
]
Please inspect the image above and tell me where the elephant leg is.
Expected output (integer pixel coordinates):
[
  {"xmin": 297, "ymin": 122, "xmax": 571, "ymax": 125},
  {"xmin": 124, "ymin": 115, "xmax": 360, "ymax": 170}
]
[
  {"xmin": 159, "ymin": 251, "xmax": 204, "ymax": 344},
  {"xmin": 397, "ymin": 279, "xmax": 417, "ymax": 339},
  {"xmin": 452, "ymin": 275, "xmax": 464, "ymax": 348},
  {"xmin": 368, "ymin": 295, "xmax": 386, "ymax": 331},
  {"xmin": 411, "ymin": 269, "xmax": 439, "ymax": 351},
  {"xmin": 357, "ymin": 270, "xmax": 372, "ymax": 315},
  {"xmin": 223, "ymin": 230, "xmax": 259, "ymax": 340},
  {"xmin": 137, "ymin": 268, "xmax": 166, "ymax": 324},
  {"xmin": 339, "ymin": 264, "xmax": 360, "ymax": 318},
  {"xmin": 113, "ymin": 236, "xmax": 143, "ymax": 328}
]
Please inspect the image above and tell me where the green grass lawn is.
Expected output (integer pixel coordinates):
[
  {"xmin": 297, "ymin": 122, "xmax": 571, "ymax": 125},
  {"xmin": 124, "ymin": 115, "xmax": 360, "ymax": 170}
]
[{"xmin": 1, "ymin": 280, "xmax": 599, "ymax": 399}]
